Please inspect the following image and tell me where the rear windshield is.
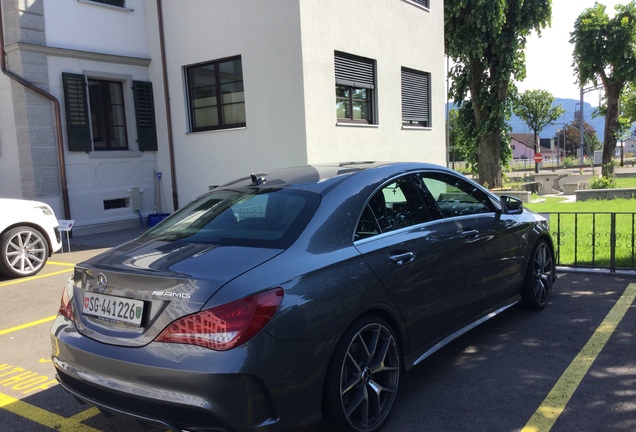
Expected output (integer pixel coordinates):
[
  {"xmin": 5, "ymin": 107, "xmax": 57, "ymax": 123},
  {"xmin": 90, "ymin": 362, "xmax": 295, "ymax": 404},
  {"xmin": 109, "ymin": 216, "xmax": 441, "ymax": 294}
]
[{"xmin": 143, "ymin": 188, "xmax": 320, "ymax": 248}]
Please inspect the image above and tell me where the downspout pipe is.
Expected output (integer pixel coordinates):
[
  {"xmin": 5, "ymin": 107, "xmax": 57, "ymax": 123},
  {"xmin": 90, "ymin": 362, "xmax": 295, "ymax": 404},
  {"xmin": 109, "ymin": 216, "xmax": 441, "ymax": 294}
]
[
  {"xmin": 0, "ymin": 3, "xmax": 71, "ymax": 220},
  {"xmin": 157, "ymin": 0, "xmax": 179, "ymax": 211}
]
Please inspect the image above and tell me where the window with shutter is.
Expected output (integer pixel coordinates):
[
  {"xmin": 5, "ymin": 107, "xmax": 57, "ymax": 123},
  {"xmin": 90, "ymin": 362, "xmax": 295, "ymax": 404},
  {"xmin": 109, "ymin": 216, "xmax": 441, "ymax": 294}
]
[
  {"xmin": 89, "ymin": 0, "xmax": 125, "ymax": 7},
  {"xmin": 407, "ymin": 0, "xmax": 430, "ymax": 9},
  {"xmin": 88, "ymin": 79, "xmax": 129, "ymax": 150},
  {"xmin": 62, "ymin": 73, "xmax": 92, "ymax": 152},
  {"xmin": 401, "ymin": 68, "xmax": 431, "ymax": 128},
  {"xmin": 133, "ymin": 81, "xmax": 158, "ymax": 151},
  {"xmin": 335, "ymin": 52, "xmax": 376, "ymax": 124}
]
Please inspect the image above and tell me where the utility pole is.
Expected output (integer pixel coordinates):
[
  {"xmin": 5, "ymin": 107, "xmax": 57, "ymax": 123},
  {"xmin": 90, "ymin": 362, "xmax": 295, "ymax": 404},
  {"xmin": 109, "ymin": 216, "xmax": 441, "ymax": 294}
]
[{"xmin": 579, "ymin": 87, "xmax": 585, "ymax": 165}]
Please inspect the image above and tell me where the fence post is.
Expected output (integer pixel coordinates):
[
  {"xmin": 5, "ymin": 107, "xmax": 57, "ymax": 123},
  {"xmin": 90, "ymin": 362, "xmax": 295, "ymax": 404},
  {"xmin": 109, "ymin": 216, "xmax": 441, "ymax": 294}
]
[{"xmin": 610, "ymin": 213, "xmax": 616, "ymax": 273}]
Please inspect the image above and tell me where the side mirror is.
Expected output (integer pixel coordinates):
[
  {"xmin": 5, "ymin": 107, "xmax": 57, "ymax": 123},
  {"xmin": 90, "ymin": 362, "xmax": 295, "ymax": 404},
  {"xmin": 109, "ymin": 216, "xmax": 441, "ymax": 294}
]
[{"xmin": 501, "ymin": 195, "xmax": 523, "ymax": 215}]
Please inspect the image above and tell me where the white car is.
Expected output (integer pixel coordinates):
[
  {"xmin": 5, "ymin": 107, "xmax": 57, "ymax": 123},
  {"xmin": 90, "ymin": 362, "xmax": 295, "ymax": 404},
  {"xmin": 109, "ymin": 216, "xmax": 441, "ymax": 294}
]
[{"xmin": 0, "ymin": 198, "xmax": 62, "ymax": 278}]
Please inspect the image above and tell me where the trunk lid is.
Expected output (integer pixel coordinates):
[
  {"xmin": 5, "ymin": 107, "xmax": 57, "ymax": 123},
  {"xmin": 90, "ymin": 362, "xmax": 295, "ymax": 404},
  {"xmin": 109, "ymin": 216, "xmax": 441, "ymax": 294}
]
[{"xmin": 70, "ymin": 238, "xmax": 282, "ymax": 347}]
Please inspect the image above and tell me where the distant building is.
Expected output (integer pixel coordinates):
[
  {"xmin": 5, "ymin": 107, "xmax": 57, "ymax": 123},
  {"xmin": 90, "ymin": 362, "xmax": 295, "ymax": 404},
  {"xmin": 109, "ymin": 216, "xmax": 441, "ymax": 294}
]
[
  {"xmin": 0, "ymin": 0, "xmax": 445, "ymax": 234},
  {"xmin": 539, "ymin": 138, "xmax": 559, "ymax": 160},
  {"xmin": 620, "ymin": 137, "xmax": 636, "ymax": 156},
  {"xmin": 510, "ymin": 133, "xmax": 535, "ymax": 160}
]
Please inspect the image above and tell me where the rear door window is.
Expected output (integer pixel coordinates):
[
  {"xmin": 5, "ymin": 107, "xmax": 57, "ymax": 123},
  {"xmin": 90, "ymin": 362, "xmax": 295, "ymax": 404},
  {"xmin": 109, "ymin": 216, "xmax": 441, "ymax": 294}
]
[{"xmin": 355, "ymin": 175, "xmax": 432, "ymax": 240}]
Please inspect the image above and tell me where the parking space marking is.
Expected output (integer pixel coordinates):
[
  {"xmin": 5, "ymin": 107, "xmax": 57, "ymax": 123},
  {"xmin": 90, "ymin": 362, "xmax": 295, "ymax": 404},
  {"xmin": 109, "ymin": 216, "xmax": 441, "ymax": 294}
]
[
  {"xmin": 0, "ymin": 364, "xmax": 58, "ymax": 394},
  {"xmin": 0, "ymin": 316, "xmax": 56, "ymax": 336},
  {"xmin": 0, "ymin": 392, "xmax": 100, "ymax": 431},
  {"xmin": 0, "ymin": 269, "xmax": 72, "ymax": 287},
  {"xmin": 47, "ymin": 261, "xmax": 76, "ymax": 267},
  {"xmin": 522, "ymin": 283, "xmax": 636, "ymax": 432}
]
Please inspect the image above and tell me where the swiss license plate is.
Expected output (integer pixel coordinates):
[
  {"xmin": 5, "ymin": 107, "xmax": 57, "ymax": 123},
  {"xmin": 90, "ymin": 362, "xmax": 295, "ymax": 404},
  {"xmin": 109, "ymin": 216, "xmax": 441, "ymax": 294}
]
[{"xmin": 82, "ymin": 292, "xmax": 144, "ymax": 326}]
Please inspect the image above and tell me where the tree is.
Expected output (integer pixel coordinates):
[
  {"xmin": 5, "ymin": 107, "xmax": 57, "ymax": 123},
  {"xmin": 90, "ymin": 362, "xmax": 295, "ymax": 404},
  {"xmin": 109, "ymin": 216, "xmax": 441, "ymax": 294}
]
[
  {"xmin": 596, "ymin": 83, "xmax": 636, "ymax": 165},
  {"xmin": 448, "ymin": 108, "xmax": 476, "ymax": 167},
  {"xmin": 445, "ymin": 0, "xmax": 551, "ymax": 188},
  {"xmin": 571, "ymin": 1, "xmax": 636, "ymax": 177},
  {"xmin": 514, "ymin": 89, "xmax": 565, "ymax": 172},
  {"xmin": 553, "ymin": 120, "xmax": 598, "ymax": 157}
]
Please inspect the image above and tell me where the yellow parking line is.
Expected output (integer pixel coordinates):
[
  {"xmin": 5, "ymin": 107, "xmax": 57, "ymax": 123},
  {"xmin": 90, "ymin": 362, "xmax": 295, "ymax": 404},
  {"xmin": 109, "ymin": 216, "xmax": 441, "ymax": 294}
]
[
  {"xmin": 47, "ymin": 261, "xmax": 76, "ymax": 267},
  {"xmin": 0, "ymin": 392, "xmax": 100, "ymax": 431},
  {"xmin": 0, "ymin": 316, "xmax": 56, "ymax": 336},
  {"xmin": 522, "ymin": 283, "xmax": 636, "ymax": 432},
  {"xmin": 0, "ymin": 269, "xmax": 72, "ymax": 287}
]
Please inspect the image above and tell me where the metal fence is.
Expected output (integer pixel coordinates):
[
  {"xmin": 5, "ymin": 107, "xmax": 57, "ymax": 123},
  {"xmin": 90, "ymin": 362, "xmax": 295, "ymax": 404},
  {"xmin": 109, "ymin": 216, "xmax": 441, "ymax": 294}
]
[{"xmin": 544, "ymin": 212, "xmax": 636, "ymax": 272}]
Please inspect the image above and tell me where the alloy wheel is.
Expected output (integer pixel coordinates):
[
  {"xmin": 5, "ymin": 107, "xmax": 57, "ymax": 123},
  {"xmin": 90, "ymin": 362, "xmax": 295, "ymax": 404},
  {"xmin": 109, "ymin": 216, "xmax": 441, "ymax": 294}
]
[
  {"xmin": 2, "ymin": 227, "xmax": 48, "ymax": 277},
  {"xmin": 338, "ymin": 322, "xmax": 400, "ymax": 431},
  {"xmin": 531, "ymin": 241, "xmax": 554, "ymax": 307}
]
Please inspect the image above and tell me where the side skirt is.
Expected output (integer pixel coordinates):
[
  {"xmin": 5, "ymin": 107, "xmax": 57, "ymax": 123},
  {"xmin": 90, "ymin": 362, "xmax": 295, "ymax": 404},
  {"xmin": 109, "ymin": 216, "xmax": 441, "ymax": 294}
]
[{"xmin": 410, "ymin": 300, "xmax": 519, "ymax": 368}]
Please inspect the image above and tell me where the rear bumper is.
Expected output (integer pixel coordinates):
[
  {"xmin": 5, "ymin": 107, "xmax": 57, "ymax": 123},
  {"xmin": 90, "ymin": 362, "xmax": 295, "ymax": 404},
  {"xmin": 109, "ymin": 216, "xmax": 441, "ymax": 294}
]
[
  {"xmin": 50, "ymin": 316, "xmax": 331, "ymax": 432},
  {"xmin": 50, "ymin": 226, "xmax": 63, "ymax": 254},
  {"xmin": 55, "ymin": 366, "xmax": 268, "ymax": 432}
]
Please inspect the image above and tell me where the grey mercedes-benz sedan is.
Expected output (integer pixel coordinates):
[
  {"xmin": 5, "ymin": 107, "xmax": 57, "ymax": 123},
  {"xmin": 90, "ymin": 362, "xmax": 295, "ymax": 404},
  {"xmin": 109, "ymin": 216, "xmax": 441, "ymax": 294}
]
[{"xmin": 50, "ymin": 162, "xmax": 555, "ymax": 432}]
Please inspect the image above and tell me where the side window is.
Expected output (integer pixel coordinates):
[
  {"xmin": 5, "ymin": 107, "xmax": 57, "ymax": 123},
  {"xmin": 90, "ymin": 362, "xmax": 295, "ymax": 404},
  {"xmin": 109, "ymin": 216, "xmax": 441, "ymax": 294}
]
[
  {"xmin": 355, "ymin": 176, "xmax": 432, "ymax": 240},
  {"xmin": 418, "ymin": 173, "xmax": 495, "ymax": 218}
]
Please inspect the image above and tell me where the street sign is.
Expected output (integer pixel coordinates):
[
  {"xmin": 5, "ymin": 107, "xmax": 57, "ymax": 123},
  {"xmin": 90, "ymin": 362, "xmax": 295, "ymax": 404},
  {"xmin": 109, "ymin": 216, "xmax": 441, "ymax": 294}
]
[{"xmin": 534, "ymin": 153, "xmax": 543, "ymax": 163}]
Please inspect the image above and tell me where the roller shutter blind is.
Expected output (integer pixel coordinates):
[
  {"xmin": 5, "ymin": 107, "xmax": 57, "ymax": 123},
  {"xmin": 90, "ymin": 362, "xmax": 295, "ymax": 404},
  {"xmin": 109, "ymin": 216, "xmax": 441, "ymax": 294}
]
[
  {"xmin": 401, "ymin": 68, "xmax": 430, "ymax": 125},
  {"xmin": 410, "ymin": 0, "xmax": 430, "ymax": 8},
  {"xmin": 335, "ymin": 52, "xmax": 375, "ymax": 89}
]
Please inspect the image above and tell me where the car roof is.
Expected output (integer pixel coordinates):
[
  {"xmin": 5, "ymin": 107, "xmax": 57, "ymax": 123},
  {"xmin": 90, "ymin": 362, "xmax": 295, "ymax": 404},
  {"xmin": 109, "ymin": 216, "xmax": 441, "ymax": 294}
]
[{"xmin": 218, "ymin": 161, "xmax": 448, "ymax": 194}]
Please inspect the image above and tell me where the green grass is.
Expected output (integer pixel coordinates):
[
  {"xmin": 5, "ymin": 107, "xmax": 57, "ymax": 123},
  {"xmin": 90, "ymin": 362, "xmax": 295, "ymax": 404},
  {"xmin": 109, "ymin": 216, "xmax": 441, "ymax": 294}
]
[
  {"xmin": 616, "ymin": 177, "xmax": 636, "ymax": 188},
  {"xmin": 525, "ymin": 198, "xmax": 636, "ymax": 269},
  {"xmin": 526, "ymin": 197, "xmax": 636, "ymax": 213}
]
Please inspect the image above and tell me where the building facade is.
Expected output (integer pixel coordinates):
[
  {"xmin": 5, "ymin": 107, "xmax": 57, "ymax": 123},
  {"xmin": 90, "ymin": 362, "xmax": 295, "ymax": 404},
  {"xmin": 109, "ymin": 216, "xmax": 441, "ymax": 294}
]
[{"xmin": 0, "ymin": 0, "xmax": 445, "ymax": 234}]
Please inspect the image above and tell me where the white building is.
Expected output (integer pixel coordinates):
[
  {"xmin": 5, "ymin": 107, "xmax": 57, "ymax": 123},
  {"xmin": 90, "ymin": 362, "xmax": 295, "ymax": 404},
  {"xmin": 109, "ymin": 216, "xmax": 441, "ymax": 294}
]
[
  {"xmin": 619, "ymin": 137, "xmax": 636, "ymax": 156},
  {"xmin": 0, "ymin": 0, "xmax": 445, "ymax": 235}
]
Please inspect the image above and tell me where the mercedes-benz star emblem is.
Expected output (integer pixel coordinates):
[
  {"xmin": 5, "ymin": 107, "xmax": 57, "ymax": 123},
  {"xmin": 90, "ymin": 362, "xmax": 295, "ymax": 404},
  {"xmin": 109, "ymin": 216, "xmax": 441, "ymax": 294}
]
[{"xmin": 97, "ymin": 273, "xmax": 108, "ymax": 292}]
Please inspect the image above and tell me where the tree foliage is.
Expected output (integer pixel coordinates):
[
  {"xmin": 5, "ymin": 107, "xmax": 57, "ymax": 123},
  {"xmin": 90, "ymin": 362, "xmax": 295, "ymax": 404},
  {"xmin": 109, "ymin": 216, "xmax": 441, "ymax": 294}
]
[
  {"xmin": 571, "ymin": 1, "xmax": 636, "ymax": 177},
  {"xmin": 596, "ymin": 83, "xmax": 636, "ymax": 140},
  {"xmin": 513, "ymin": 89, "xmax": 565, "ymax": 172},
  {"xmin": 448, "ymin": 108, "xmax": 473, "ymax": 165},
  {"xmin": 553, "ymin": 120, "xmax": 599, "ymax": 157},
  {"xmin": 445, "ymin": 0, "xmax": 551, "ymax": 188},
  {"xmin": 619, "ymin": 84, "xmax": 636, "ymax": 126}
]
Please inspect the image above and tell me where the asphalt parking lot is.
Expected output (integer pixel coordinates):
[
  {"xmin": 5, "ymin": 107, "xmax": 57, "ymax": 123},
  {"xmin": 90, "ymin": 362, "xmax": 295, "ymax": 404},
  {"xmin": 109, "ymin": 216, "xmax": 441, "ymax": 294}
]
[{"xmin": 0, "ymin": 231, "xmax": 634, "ymax": 432}]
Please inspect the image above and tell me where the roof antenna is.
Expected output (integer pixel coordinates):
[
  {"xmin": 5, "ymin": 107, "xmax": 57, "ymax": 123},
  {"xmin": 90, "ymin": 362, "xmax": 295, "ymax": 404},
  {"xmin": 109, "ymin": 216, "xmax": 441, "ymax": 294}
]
[{"xmin": 250, "ymin": 173, "xmax": 266, "ymax": 186}]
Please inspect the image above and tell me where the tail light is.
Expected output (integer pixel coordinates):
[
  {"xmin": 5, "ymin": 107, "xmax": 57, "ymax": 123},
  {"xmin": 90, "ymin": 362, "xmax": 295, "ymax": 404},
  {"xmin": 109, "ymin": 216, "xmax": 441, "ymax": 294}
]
[
  {"xmin": 59, "ymin": 287, "xmax": 74, "ymax": 322},
  {"xmin": 156, "ymin": 288, "xmax": 283, "ymax": 351}
]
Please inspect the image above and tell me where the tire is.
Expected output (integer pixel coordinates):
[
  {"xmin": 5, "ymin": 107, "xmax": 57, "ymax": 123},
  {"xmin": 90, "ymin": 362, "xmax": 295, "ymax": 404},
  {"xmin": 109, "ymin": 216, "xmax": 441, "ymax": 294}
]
[
  {"xmin": 323, "ymin": 315, "xmax": 400, "ymax": 432},
  {"xmin": 521, "ymin": 239, "xmax": 555, "ymax": 310},
  {"xmin": 0, "ymin": 226, "xmax": 50, "ymax": 278}
]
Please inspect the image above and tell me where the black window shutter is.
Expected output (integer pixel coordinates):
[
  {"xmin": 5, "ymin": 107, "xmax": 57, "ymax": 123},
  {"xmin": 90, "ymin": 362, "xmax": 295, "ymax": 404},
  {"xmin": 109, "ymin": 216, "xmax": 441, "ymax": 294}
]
[
  {"xmin": 401, "ymin": 68, "xmax": 430, "ymax": 123},
  {"xmin": 133, "ymin": 81, "xmax": 158, "ymax": 151},
  {"xmin": 335, "ymin": 52, "xmax": 375, "ymax": 89},
  {"xmin": 410, "ymin": 0, "xmax": 430, "ymax": 8},
  {"xmin": 62, "ymin": 73, "xmax": 91, "ymax": 152}
]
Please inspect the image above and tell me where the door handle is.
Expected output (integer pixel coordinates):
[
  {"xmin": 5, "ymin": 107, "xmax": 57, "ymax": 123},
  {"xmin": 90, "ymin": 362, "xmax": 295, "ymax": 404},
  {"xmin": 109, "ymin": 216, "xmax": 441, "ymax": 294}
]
[
  {"xmin": 461, "ymin": 229, "xmax": 479, "ymax": 239},
  {"xmin": 389, "ymin": 252, "xmax": 415, "ymax": 265}
]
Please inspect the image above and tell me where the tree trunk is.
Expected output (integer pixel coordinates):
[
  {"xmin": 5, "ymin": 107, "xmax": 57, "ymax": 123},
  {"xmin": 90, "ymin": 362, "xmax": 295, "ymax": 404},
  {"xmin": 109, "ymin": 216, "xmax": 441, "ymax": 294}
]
[
  {"xmin": 603, "ymin": 86, "xmax": 620, "ymax": 178},
  {"xmin": 533, "ymin": 131, "xmax": 539, "ymax": 174},
  {"xmin": 478, "ymin": 131, "xmax": 503, "ymax": 189}
]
